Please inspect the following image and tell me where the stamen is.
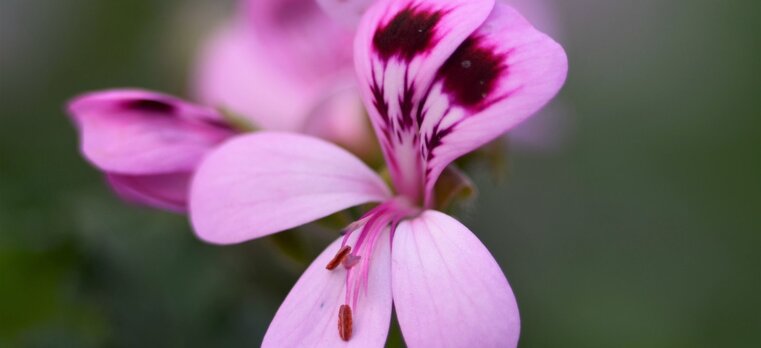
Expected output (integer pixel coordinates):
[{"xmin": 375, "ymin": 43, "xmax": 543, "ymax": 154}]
[
  {"xmin": 342, "ymin": 255, "xmax": 361, "ymax": 269},
  {"xmin": 338, "ymin": 304, "xmax": 353, "ymax": 341},
  {"xmin": 326, "ymin": 245, "xmax": 351, "ymax": 270}
]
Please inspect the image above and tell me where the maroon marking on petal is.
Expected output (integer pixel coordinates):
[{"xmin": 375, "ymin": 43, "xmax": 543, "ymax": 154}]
[
  {"xmin": 398, "ymin": 71, "xmax": 416, "ymax": 131},
  {"xmin": 372, "ymin": 6, "xmax": 444, "ymax": 62},
  {"xmin": 123, "ymin": 98, "xmax": 176, "ymax": 114},
  {"xmin": 424, "ymin": 120, "xmax": 456, "ymax": 161},
  {"xmin": 437, "ymin": 36, "xmax": 507, "ymax": 111},
  {"xmin": 370, "ymin": 74, "xmax": 390, "ymax": 126}
]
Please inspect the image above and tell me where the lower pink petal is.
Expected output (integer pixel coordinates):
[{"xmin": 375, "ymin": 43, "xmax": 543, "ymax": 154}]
[
  {"xmin": 391, "ymin": 211, "xmax": 520, "ymax": 347},
  {"xmin": 106, "ymin": 172, "xmax": 191, "ymax": 213},
  {"xmin": 263, "ymin": 231, "xmax": 392, "ymax": 347},
  {"xmin": 190, "ymin": 132, "xmax": 391, "ymax": 244}
]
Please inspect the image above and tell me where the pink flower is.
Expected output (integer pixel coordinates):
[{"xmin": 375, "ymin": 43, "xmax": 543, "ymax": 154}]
[
  {"xmin": 190, "ymin": 0, "xmax": 567, "ymax": 346},
  {"xmin": 67, "ymin": 0, "xmax": 378, "ymax": 212}
]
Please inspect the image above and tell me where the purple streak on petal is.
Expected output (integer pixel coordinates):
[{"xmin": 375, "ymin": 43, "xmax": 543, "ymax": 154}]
[{"xmin": 122, "ymin": 98, "xmax": 177, "ymax": 115}]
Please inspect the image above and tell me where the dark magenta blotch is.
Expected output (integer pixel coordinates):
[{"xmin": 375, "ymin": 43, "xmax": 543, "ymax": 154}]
[
  {"xmin": 437, "ymin": 36, "xmax": 506, "ymax": 110},
  {"xmin": 123, "ymin": 98, "xmax": 176, "ymax": 114},
  {"xmin": 372, "ymin": 6, "xmax": 444, "ymax": 62}
]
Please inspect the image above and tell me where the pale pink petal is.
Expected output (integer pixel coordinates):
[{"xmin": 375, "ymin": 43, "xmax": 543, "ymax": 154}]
[
  {"xmin": 192, "ymin": 23, "xmax": 317, "ymax": 131},
  {"xmin": 190, "ymin": 132, "xmax": 391, "ymax": 244},
  {"xmin": 419, "ymin": 4, "xmax": 567, "ymax": 202},
  {"xmin": 301, "ymin": 81, "xmax": 376, "ymax": 159},
  {"xmin": 243, "ymin": 0, "xmax": 354, "ymax": 81},
  {"xmin": 392, "ymin": 211, "xmax": 520, "ymax": 348},
  {"xmin": 316, "ymin": 0, "xmax": 375, "ymax": 27},
  {"xmin": 67, "ymin": 89, "xmax": 233, "ymax": 175},
  {"xmin": 354, "ymin": 0, "xmax": 495, "ymax": 203},
  {"xmin": 263, "ymin": 230, "xmax": 392, "ymax": 347},
  {"xmin": 501, "ymin": 0, "xmax": 561, "ymax": 38},
  {"xmin": 106, "ymin": 172, "xmax": 190, "ymax": 213}
]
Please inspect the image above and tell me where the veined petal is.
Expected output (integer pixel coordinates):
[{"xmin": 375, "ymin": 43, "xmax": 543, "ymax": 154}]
[
  {"xmin": 355, "ymin": 0, "xmax": 495, "ymax": 204},
  {"xmin": 106, "ymin": 172, "xmax": 190, "ymax": 213},
  {"xmin": 420, "ymin": 3, "xmax": 567, "ymax": 203},
  {"xmin": 190, "ymin": 132, "xmax": 391, "ymax": 244},
  {"xmin": 68, "ymin": 89, "xmax": 233, "ymax": 175},
  {"xmin": 263, "ymin": 230, "xmax": 392, "ymax": 347},
  {"xmin": 316, "ymin": 0, "xmax": 375, "ymax": 27},
  {"xmin": 392, "ymin": 211, "xmax": 520, "ymax": 348}
]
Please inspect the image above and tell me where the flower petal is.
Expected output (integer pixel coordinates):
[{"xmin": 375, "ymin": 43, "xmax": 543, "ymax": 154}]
[
  {"xmin": 190, "ymin": 132, "xmax": 391, "ymax": 244},
  {"xmin": 301, "ymin": 82, "xmax": 377, "ymax": 159},
  {"xmin": 354, "ymin": 1, "xmax": 566, "ymax": 206},
  {"xmin": 263, "ymin": 231, "xmax": 392, "ymax": 347},
  {"xmin": 392, "ymin": 211, "xmax": 520, "ymax": 348},
  {"xmin": 501, "ymin": 0, "xmax": 561, "ymax": 38},
  {"xmin": 67, "ymin": 89, "xmax": 233, "ymax": 175},
  {"xmin": 316, "ymin": 0, "xmax": 375, "ymax": 27},
  {"xmin": 192, "ymin": 23, "xmax": 317, "ymax": 131},
  {"xmin": 419, "ymin": 3, "xmax": 568, "ymax": 202},
  {"xmin": 244, "ymin": 0, "xmax": 354, "ymax": 80},
  {"xmin": 354, "ymin": 0, "xmax": 495, "ymax": 203},
  {"xmin": 106, "ymin": 172, "xmax": 190, "ymax": 213}
]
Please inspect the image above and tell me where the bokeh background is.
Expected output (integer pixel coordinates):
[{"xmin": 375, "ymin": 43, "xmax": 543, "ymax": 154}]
[{"xmin": 1, "ymin": 0, "xmax": 759, "ymax": 347}]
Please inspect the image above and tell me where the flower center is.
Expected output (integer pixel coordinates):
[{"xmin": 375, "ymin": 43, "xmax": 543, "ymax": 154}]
[{"xmin": 324, "ymin": 197, "xmax": 419, "ymax": 341}]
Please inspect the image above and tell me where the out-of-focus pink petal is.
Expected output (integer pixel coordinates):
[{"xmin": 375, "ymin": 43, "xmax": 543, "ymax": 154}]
[
  {"xmin": 392, "ymin": 211, "xmax": 520, "ymax": 348},
  {"xmin": 193, "ymin": 23, "xmax": 316, "ymax": 131},
  {"xmin": 243, "ymin": 0, "xmax": 354, "ymax": 81},
  {"xmin": 190, "ymin": 132, "xmax": 391, "ymax": 244},
  {"xmin": 354, "ymin": 0, "xmax": 496, "ymax": 203},
  {"xmin": 301, "ymin": 81, "xmax": 376, "ymax": 159},
  {"xmin": 106, "ymin": 172, "xmax": 190, "ymax": 213},
  {"xmin": 263, "ymin": 230, "xmax": 392, "ymax": 347},
  {"xmin": 501, "ymin": 0, "xmax": 561, "ymax": 39},
  {"xmin": 316, "ymin": 0, "xmax": 375, "ymax": 27},
  {"xmin": 67, "ymin": 89, "xmax": 233, "ymax": 175}
]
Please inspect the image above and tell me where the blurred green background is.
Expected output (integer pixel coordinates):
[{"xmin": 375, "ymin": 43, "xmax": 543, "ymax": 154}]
[{"xmin": 1, "ymin": 0, "xmax": 759, "ymax": 347}]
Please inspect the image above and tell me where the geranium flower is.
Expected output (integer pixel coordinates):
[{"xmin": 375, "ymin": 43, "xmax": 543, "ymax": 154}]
[
  {"xmin": 190, "ymin": 0, "xmax": 567, "ymax": 346},
  {"xmin": 67, "ymin": 0, "xmax": 376, "ymax": 212}
]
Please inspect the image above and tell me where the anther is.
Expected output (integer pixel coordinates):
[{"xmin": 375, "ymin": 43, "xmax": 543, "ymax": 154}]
[
  {"xmin": 338, "ymin": 304, "xmax": 353, "ymax": 341},
  {"xmin": 342, "ymin": 255, "xmax": 361, "ymax": 269},
  {"xmin": 326, "ymin": 245, "xmax": 352, "ymax": 270}
]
